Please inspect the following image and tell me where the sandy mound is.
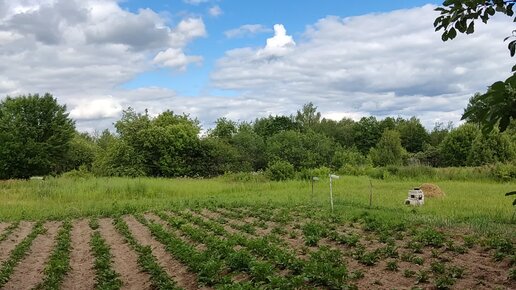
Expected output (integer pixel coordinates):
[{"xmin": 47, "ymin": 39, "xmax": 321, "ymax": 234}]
[{"xmin": 419, "ymin": 183, "xmax": 445, "ymax": 198}]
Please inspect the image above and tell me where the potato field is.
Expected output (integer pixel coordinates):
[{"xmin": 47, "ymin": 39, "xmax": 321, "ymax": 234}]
[{"xmin": 0, "ymin": 205, "xmax": 514, "ymax": 289}]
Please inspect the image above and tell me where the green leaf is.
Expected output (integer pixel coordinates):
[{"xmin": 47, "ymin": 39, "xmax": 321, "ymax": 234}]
[
  {"xmin": 466, "ymin": 21, "xmax": 474, "ymax": 34},
  {"xmin": 487, "ymin": 6, "xmax": 496, "ymax": 16},
  {"xmin": 448, "ymin": 28, "xmax": 457, "ymax": 39},
  {"xmin": 490, "ymin": 81, "xmax": 506, "ymax": 92}
]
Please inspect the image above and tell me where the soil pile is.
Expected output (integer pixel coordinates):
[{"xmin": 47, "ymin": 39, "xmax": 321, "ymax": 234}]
[{"xmin": 419, "ymin": 183, "xmax": 445, "ymax": 198}]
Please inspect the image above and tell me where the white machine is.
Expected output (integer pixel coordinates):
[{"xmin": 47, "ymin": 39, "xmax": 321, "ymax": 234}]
[{"xmin": 405, "ymin": 188, "xmax": 424, "ymax": 206}]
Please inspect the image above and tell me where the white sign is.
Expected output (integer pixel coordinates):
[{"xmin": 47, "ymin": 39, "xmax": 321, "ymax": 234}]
[{"xmin": 329, "ymin": 174, "xmax": 340, "ymax": 211}]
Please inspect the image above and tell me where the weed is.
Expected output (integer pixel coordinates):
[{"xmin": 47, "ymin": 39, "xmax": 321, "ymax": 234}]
[
  {"xmin": 403, "ymin": 269, "xmax": 415, "ymax": 278},
  {"xmin": 415, "ymin": 270, "xmax": 429, "ymax": 284},
  {"xmin": 435, "ymin": 275, "xmax": 455, "ymax": 289},
  {"xmin": 350, "ymin": 270, "xmax": 364, "ymax": 280},
  {"xmin": 386, "ymin": 260, "xmax": 399, "ymax": 271},
  {"xmin": 431, "ymin": 261, "xmax": 446, "ymax": 274}
]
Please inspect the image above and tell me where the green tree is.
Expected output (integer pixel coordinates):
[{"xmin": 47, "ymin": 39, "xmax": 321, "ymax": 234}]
[
  {"xmin": 231, "ymin": 126, "xmax": 267, "ymax": 171},
  {"xmin": 434, "ymin": 0, "xmax": 516, "ymax": 132},
  {"xmin": 467, "ymin": 130, "xmax": 516, "ymax": 165},
  {"xmin": 429, "ymin": 122, "xmax": 453, "ymax": 147},
  {"xmin": 315, "ymin": 118, "xmax": 356, "ymax": 148},
  {"xmin": 353, "ymin": 116, "xmax": 383, "ymax": 155},
  {"xmin": 254, "ymin": 115, "xmax": 298, "ymax": 138},
  {"xmin": 396, "ymin": 117, "xmax": 429, "ymax": 153},
  {"xmin": 209, "ymin": 117, "xmax": 237, "ymax": 140},
  {"xmin": 65, "ymin": 133, "xmax": 99, "ymax": 171},
  {"xmin": 368, "ymin": 130, "xmax": 406, "ymax": 167},
  {"xmin": 295, "ymin": 102, "xmax": 321, "ymax": 131},
  {"xmin": 0, "ymin": 94, "xmax": 75, "ymax": 179},
  {"xmin": 103, "ymin": 108, "xmax": 202, "ymax": 177},
  {"xmin": 439, "ymin": 124, "xmax": 481, "ymax": 167}
]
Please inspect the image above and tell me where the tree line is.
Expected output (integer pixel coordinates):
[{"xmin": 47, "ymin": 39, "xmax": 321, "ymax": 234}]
[{"xmin": 0, "ymin": 94, "xmax": 515, "ymax": 180}]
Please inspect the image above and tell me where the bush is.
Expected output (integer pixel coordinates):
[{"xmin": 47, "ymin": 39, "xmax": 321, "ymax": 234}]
[
  {"xmin": 493, "ymin": 162, "xmax": 516, "ymax": 181},
  {"xmin": 265, "ymin": 160, "xmax": 295, "ymax": 181},
  {"xmin": 297, "ymin": 166, "xmax": 331, "ymax": 180},
  {"xmin": 61, "ymin": 166, "xmax": 94, "ymax": 179},
  {"xmin": 222, "ymin": 171, "xmax": 268, "ymax": 182}
]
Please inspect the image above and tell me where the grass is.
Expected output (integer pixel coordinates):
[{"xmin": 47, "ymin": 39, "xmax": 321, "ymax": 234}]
[{"xmin": 0, "ymin": 176, "xmax": 514, "ymax": 236}]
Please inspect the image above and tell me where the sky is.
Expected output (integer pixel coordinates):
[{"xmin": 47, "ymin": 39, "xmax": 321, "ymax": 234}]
[{"xmin": 0, "ymin": 0, "xmax": 514, "ymax": 132}]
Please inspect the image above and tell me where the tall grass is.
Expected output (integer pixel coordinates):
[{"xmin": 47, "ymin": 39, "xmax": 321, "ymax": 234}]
[{"xmin": 0, "ymin": 175, "xmax": 514, "ymax": 231}]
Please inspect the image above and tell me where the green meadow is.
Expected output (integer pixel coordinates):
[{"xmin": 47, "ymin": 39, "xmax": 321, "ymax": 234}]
[{"xmin": 1, "ymin": 176, "xmax": 514, "ymax": 235}]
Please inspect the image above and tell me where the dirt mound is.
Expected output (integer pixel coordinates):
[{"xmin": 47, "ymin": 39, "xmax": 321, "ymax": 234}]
[{"xmin": 420, "ymin": 183, "xmax": 445, "ymax": 198}]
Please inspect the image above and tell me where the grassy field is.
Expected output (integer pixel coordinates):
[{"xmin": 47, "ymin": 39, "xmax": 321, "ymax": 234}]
[
  {"xmin": 0, "ymin": 176, "xmax": 515, "ymax": 289},
  {"xmin": 0, "ymin": 176, "xmax": 514, "ymax": 230}
]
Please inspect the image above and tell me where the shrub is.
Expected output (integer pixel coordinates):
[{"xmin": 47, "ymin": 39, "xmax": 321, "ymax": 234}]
[{"xmin": 265, "ymin": 160, "xmax": 295, "ymax": 181}]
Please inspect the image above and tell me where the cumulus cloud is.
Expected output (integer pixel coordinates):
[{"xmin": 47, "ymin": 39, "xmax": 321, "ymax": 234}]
[
  {"xmin": 208, "ymin": 5, "xmax": 222, "ymax": 17},
  {"xmin": 0, "ymin": 0, "xmax": 206, "ymax": 129},
  {"xmin": 257, "ymin": 24, "xmax": 296, "ymax": 57},
  {"xmin": 224, "ymin": 24, "xmax": 272, "ymax": 38},
  {"xmin": 212, "ymin": 5, "xmax": 514, "ymax": 128},
  {"xmin": 69, "ymin": 97, "xmax": 122, "ymax": 120},
  {"xmin": 153, "ymin": 48, "xmax": 203, "ymax": 70}
]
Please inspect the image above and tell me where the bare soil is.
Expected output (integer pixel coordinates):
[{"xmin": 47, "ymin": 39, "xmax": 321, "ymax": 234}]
[
  {"xmin": 0, "ymin": 221, "xmax": 33, "ymax": 264},
  {"xmin": 62, "ymin": 219, "xmax": 96, "ymax": 290},
  {"xmin": 0, "ymin": 222, "xmax": 10, "ymax": 234},
  {"xmin": 98, "ymin": 218, "xmax": 152, "ymax": 290},
  {"xmin": 123, "ymin": 215, "xmax": 210, "ymax": 290},
  {"xmin": 3, "ymin": 221, "xmax": 61, "ymax": 290}
]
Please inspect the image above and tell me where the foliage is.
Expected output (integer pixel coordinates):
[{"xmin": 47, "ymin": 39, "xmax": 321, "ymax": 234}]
[
  {"xmin": 439, "ymin": 124, "xmax": 480, "ymax": 167},
  {"xmin": 435, "ymin": 0, "xmax": 516, "ymax": 132},
  {"xmin": 0, "ymin": 94, "xmax": 75, "ymax": 178},
  {"xmin": 35, "ymin": 221, "xmax": 72, "ymax": 290},
  {"xmin": 265, "ymin": 160, "xmax": 295, "ymax": 181},
  {"xmin": 369, "ymin": 130, "xmax": 406, "ymax": 167}
]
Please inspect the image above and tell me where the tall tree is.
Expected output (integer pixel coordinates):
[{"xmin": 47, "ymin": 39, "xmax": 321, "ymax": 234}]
[
  {"xmin": 0, "ymin": 94, "xmax": 75, "ymax": 179},
  {"xmin": 434, "ymin": 0, "xmax": 516, "ymax": 132},
  {"xmin": 369, "ymin": 130, "xmax": 406, "ymax": 167},
  {"xmin": 439, "ymin": 124, "xmax": 481, "ymax": 167},
  {"xmin": 295, "ymin": 102, "xmax": 321, "ymax": 131}
]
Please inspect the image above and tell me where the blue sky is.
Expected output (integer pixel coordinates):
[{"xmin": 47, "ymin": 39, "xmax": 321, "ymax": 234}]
[
  {"xmin": 121, "ymin": 0, "xmax": 441, "ymax": 96},
  {"xmin": 0, "ymin": 0, "xmax": 512, "ymax": 132}
]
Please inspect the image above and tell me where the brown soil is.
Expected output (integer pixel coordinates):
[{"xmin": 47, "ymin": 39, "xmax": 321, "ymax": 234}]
[
  {"xmin": 0, "ymin": 222, "xmax": 10, "ymax": 234},
  {"xmin": 0, "ymin": 221, "xmax": 34, "ymax": 264},
  {"xmin": 3, "ymin": 221, "xmax": 61, "ymax": 290},
  {"xmin": 123, "ymin": 215, "xmax": 210, "ymax": 290},
  {"xmin": 420, "ymin": 183, "xmax": 445, "ymax": 198},
  {"xmin": 98, "ymin": 218, "xmax": 152, "ymax": 290},
  {"xmin": 62, "ymin": 219, "xmax": 96, "ymax": 290}
]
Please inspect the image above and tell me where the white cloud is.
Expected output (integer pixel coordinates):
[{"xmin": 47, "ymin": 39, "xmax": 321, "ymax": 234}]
[
  {"xmin": 224, "ymin": 24, "xmax": 272, "ymax": 38},
  {"xmin": 257, "ymin": 24, "xmax": 296, "ymax": 57},
  {"xmin": 70, "ymin": 97, "xmax": 122, "ymax": 120},
  {"xmin": 153, "ymin": 48, "xmax": 202, "ymax": 70},
  {"xmin": 208, "ymin": 5, "xmax": 222, "ymax": 17},
  {"xmin": 183, "ymin": 0, "xmax": 209, "ymax": 5},
  {"xmin": 0, "ymin": 0, "xmax": 206, "ymax": 129},
  {"xmin": 212, "ymin": 5, "xmax": 514, "ymax": 128}
]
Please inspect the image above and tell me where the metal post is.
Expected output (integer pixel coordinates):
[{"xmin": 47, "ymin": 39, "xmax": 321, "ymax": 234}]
[
  {"xmin": 369, "ymin": 179, "xmax": 373, "ymax": 208},
  {"xmin": 330, "ymin": 175, "xmax": 334, "ymax": 211}
]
